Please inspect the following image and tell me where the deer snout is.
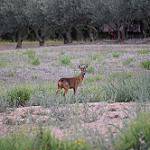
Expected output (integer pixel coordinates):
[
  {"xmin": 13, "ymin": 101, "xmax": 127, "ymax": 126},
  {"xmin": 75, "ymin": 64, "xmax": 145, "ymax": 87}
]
[{"xmin": 82, "ymin": 70, "xmax": 86, "ymax": 75}]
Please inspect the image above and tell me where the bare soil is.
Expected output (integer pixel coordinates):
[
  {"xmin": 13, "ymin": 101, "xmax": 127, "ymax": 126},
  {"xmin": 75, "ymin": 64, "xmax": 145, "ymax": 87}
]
[
  {"xmin": 0, "ymin": 102, "xmax": 136, "ymax": 138},
  {"xmin": 0, "ymin": 38, "xmax": 150, "ymax": 51}
]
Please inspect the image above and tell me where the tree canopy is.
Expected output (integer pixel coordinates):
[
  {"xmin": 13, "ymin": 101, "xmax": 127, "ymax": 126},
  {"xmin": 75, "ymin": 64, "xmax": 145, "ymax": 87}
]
[{"xmin": 0, "ymin": 0, "xmax": 150, "ymax": 48}]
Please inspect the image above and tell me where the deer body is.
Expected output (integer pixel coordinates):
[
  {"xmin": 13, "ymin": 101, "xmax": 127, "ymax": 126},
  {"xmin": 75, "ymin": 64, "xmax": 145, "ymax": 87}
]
[{"xmin": 56, "ymin": 65, "xmax": 88, "ymax": 96}]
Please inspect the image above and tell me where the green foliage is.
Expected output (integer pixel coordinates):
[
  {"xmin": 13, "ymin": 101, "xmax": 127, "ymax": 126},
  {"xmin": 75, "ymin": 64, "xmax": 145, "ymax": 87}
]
[
  {"xmin": 90, "ymin": 53, "xmax": 101, "ymax": 61},
  {"xmin": 86, "ymin": 66, "xmax": 94, "ymax": 73},
  {"xmin": 112, "ymin": 53, "xmax": 120, "ymax": 58},
  {"xmin": 113, "ymin": 111, "xmax": 150, "ymax": 150},
  {"xmin": 8, "ymin": 72, "xmax": 15, "ymax": 77},
  {"xmin": 137, "ymin": 49, "xmax": 150, "ymax": 55},
  {"xmin": 23, "ymin": 49, "xmax": 35, "ymax": 59},
  {"xmin": 140, "ymin": 60, "xmax": 150, "ymax": 70},
  {"xmin": 31, "ymin": 57, "xmax": 40, "ymax": 65},
  {"xmin": 122, "ymin": 58, "xmax": 134, "ymax": 65},
  {"xmin": 107, "ymin": 72, "xmax": 131, "ymax": 81},
  {"xmin": 59, "ymin": 50, "xmax": 65, "ymax": 55},
  {"xmin": 0, "ymin": 129, "xmax": 90, "ymax": 150},
  {"xmin": 0, "ymin": 60, "xmax": 8, "ymax": 68},
  {"xmin": 5, "ymin": 84, "xmax": 32, "ymax": 106},
  {"xmin": 24, "ymin": 50, "xmax": 40, "ymax": 66},
  {"xmin": 103, "ymin": 75, "xmax": 150, "ymax": 102},
  {"xmin": 85, "ymin": 74, "xmax": 102, "ymax": 82},
  {"xmin": 60, "ymin": 56, "xmax": 71, "ymax": 64}
]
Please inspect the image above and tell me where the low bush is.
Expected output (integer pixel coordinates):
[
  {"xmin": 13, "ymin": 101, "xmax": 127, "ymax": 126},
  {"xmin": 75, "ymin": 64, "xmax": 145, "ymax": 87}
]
[
  {"xmin": 112, "ymin": 53, "xmax": 120, "ymax": 58},
  {"xmin": 140, "ymin": 60, "xmax": 150, "ymax": 70},
  {"xmin": 0, "ymin": 60, "xmax": 8, "ymax": 68},
  {"xmin": 23, "ymin": 49, "xmax": 35, "ymax": 59},
  {"xmin": 31, "ymin": 57, "xmax": 40, "ymax": 65},
  {"xmin": 112, "ymin": 111, "xmax": 150, "ymax": 150},
  {"xmin": 137, "ymin": 49, "xmax": 150, "ymax": 55},
  {"xmin": 122, "ymin": 58, "xmax": 133, "ymax": 65},
  {"xmin": 103, "ymin": 74, "xmax": 150, "ymax": 102},
  {"xmin": 0, "ymin": 129, "xmax": 90, "ymax": 150},
  {"xmin": 60, "ymin": 56, "xmax": 71, "ymax": 64},
  {"xmin": 5, "ymin": 84, "xmax": 32, "ymax": 106},
  {"xmin": 86, "ymin": 66, "xmax": 94, "ymax": 73}
]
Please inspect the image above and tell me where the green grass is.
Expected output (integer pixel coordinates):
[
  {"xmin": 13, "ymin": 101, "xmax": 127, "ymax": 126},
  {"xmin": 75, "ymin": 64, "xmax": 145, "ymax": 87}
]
[
  {"xmin": 31, "ymin": 57, "xmax": 40, "ymax": 65},
  {"xmin": 8, "ymin": 72, "xmax": 15, "ymax": 77},
  {"xmin": 0, "ymin": 129, "xmax": 90, "ymax": 150},
  {"xmin": 103, "ymin": 74, "xmax": 150, "ymax": 102},
  {"xmin": 23, "ymin": 49, "xmax": 35, "ymax": 59},
  {"xmin": 113, "ymin": 111, "xmax": 150, "ymax": 150},
  {"xmin": 112, "ymin": 53, "xmax": 120, "ymax": 58},
  {"xmin": 137, "ymin": 49, "xmax": 150, "ymax": 55},
  {"xmin": 4, "ymin": 84, "xmax": 32, "ymax": 106},
  {"xmin": 85, "ymin": 74, "xmax": 103, "ymax": 82},
  {"xmin": 60, "ymin": 56, "xmax": 71, "ymax": 64},
  {"xmin": 140, "ymin": 60, "xmax": 150, "ymax": 70},
  {"xmin": 86, "ymin": 66, "xmax": 94, "ymax": 73},
  {"xmin": 107, "ymin": 72, "xmax": 131, "ymax": 81},
  {"xmin": 0, "ymin": 60, "xmax": 8, "ymax": 68},
  {"xmin": 122, "ymin": 58, "xmax": 134, "ymax": 65}
]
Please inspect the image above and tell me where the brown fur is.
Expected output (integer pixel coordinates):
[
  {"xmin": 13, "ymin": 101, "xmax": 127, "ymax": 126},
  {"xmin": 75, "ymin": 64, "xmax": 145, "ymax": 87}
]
[{"xmin": 56, "ymin": 65, "xmax": 88, "ymax": 96}]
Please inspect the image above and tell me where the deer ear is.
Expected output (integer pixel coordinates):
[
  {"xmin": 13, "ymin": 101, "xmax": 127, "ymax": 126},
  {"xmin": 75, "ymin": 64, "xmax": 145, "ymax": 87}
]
[
  {"xmin": 85, "ymin": 64, "xmax": 88, "ymax": 68},
  {"xmin": 78, "ymin": 65, "xmax": 82, "ymax": 69}
]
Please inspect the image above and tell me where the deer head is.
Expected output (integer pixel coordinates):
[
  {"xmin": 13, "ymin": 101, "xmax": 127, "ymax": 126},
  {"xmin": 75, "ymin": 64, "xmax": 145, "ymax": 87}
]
[{"xmin": 78, "ymin": 65, "xmax": 88, "ymax": 75}]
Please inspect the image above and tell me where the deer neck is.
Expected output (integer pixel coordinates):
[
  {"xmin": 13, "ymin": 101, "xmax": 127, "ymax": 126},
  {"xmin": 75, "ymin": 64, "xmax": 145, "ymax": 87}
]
[{"xmin": 78, "ymin": 72, "xmax": 84, "ymax": 81}]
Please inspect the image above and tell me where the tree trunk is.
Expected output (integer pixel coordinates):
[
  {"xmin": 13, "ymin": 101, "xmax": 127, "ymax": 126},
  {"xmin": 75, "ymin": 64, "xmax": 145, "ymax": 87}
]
[
  {"xmin": 86, "ymin": 24, "xmax": 97, "ymax": 41},
  {"xmin": 16, "ymin": 29, "xmax": 23, "ymax": 48},
  {"xmin": 33, "ymin": 28, "xmax": 45, "ymax": 46},
  {"xmin": 64, "ymin": 26, "xmax": 72, "ymax": 44},
  {"xmin": 16, "ymin": 28, "xmax": 28, "ymax": 49},
  {"xmin": 89, "ymin": 28, "xmax": 94, "ymax": 42}
]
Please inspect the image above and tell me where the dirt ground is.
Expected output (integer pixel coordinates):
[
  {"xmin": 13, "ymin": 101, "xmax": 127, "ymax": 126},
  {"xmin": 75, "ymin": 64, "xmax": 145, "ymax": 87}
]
[
  {"xmin": 0, "ymin": 38, "xmax": 150, "ymax": 51},
  {"xmin": 0, "ymin": 102, "xmax": 137, "ymax": 139}
]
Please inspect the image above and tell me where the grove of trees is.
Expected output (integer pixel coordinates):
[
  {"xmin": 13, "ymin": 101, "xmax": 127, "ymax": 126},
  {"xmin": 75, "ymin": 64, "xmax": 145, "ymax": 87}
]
[{"xmin": 0, "ymin": 0, "xmax": 150, "ymax": 48}]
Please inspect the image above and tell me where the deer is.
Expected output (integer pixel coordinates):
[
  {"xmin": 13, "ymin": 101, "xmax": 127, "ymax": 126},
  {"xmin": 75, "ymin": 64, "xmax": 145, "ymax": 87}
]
[{"xmin": 56, "ymin": 65, "xmax": 88, "ymax": 97}]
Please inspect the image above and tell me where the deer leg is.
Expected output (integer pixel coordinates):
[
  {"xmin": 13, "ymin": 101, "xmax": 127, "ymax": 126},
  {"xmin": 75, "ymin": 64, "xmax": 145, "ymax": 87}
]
[
  {"xmin": 73, "ymin": 87, "xmax": 77, "ymax": 95},
  {"xmin": 63, "ymin": 88, "xmax": 68, "ymax": 97},
  {"xmin": 56, "ymin": 89, "xmax": 61, "ymax": 95}
]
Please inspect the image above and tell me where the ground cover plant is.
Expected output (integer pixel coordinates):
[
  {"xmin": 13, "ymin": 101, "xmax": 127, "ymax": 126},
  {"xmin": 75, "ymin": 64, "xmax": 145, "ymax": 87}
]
[{"xmin": 0, "ymin": 44, "xmax": 150, "ymax": 149}]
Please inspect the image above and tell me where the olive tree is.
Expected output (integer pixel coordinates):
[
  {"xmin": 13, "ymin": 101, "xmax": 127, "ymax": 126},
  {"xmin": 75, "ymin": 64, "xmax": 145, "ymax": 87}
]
[{"xmin": 0, "ymin": 0, "xmax": 28, "ymax": 48}]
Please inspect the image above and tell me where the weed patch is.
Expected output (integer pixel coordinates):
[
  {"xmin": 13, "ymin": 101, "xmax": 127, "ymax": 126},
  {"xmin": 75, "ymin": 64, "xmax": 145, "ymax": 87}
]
[
  {"xmin": 86, "ymin": 66, "xmax": 94, "ymax": 73},
  {"xmin": 112, "ymin": 53, "xmax": 120, "ymax": 58},
  {"xmin": 137, "ymin": 49, "xmax": 150, "ymax": 55},
  {"xmin": 122, "ymin": 58, "xmax": 134, "ymax": 65},
  {"xmin": 113, "ymin": 111, "xmax": 150, "ymax": 150},
  {"xmin": 0, "ymin": 60, "xmax": 8, "ymax": 68},
  {"xmin": 140, "ymin": 60, "xmax": 150, "ymax": 70},
  {"xmin": 5, "ymin": 84, "xmax": 32, "ymax": 106},
  {"xmin": 60, "ymin": 56, "xmax": 71, "ymax": 64}
]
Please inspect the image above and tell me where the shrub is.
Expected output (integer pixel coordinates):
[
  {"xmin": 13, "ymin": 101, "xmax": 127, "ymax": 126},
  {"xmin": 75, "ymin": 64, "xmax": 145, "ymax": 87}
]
[
  {"xmin": 5, "ymin": 84, "xmax": 32, "ymax": 106},
  {"xmin": 0, "ymin": 60, "xmax": 8, "ymax": 68},
  {"xmin": 85, "ymin": 74, "xmax": 102, "ymax": 82},
  {"xmin": 140, "ymin": 60, "xmax": 150, "ymax": 70},
  {"xmin": 23, "ymin": 49, "xmax": 35, "ymax": 59},
  {"xmin": 60, "ymin": 56, "xmax": 71, "ymax": 64},
  {"xmin": 86, "ymin": 66, "xmax": 94, "ymax": 73},
  {"xmin": 103, "ymin": 75, "xmax": 150, "ymax": 102},
  {"xmin": 113, "ymin": 111, "xmax": 150, "ymax": 150},
  {"xmin": 107, "ymin": 72, "xmax": 131, "ymax": 81},
  {"xmin": 31, "ymin": 58, "xmax": 40, "ymax": 65},
  {"xmin": 8, "ymin": 72, "xmax": 15, "ymax": 77},
  {"xmin": 112, "ymin": 53, "xmax": 120, "ymax": 58},
  {"xmin": 137, "ymin": 49, "xmax": 150, "ymax": 55},
  {"xmin": 0, "ymin": 129, "xmax": 90, "ymax": 150},
  {"xmin": 122, "ymin": 58, "xmax": 133, "ymax": 65}
]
